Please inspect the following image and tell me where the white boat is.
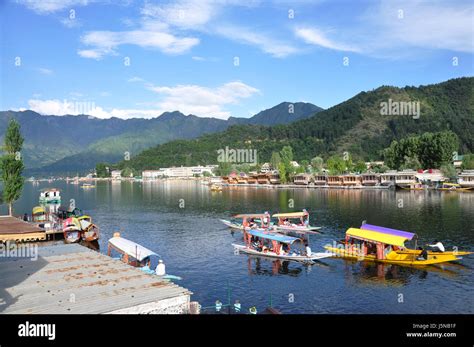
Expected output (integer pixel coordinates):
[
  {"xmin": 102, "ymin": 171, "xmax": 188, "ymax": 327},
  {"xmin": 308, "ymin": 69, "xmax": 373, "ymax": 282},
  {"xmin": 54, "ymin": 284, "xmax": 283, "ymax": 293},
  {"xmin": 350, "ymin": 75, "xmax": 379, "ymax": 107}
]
[
  {"xmin": 272, "ymin": 210, "xmax": 321, "ymax": 234},
  {"xmin": 233, "ymin": 228, "xmax": 332, "ymax": 264},
  {"xmin": 221, "ymin": 212, "xmax": 272, "ymax": 231}
]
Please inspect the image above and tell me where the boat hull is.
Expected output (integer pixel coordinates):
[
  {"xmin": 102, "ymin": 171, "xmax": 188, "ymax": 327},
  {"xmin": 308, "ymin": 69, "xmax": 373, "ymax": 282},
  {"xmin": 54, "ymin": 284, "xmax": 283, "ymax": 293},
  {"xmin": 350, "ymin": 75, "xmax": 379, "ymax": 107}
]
[
  {"xmin": 324, "ymin": 246, "xmax": 462, "ymax": 266},
  {"xmin": 233, "ymin": 244, "xmax": 332, "ymax": 263}
]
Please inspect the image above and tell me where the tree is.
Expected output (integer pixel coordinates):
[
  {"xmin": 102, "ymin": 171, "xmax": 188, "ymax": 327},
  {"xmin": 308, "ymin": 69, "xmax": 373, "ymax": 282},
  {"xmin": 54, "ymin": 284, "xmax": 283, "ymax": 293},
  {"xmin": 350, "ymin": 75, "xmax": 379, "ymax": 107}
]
[
  {"xmin": 278, "ymin": 162, "xmax": 288, "ymax": 183},
  {"xmin": 399, "ymin": 156, "xmax": 422, "ymax": 170},
  {"xmin": 95, "ymin": 163, "xmax": 110, "ymax": 178},
  {"xmin": 121, "ymin": 167, "xmax": 134, "ymax": 178},
  {"xmin": 440, "ymin": 164, "xmax": 457, "ymax": 181},
  {"xmin": 326, "ymin": 155, "xmax": 346, "ymax": 175},
  {"xmin": 270, "ymin": 152, "xmax": 281, "ymax": 170},
  {"xmin": 311, "ymin": 156, "xmax": 324, "ymax": 173},
  {"xmin": 461, "ymin": 154, "xmax": 474, "ymax": 170},
  {"xmin": 1, "ymin": 119, "xmax": 25, "ymax": 215},
  {"xmin": 353, "ymin": 160, "xmax": 367, "ymax": 173}
]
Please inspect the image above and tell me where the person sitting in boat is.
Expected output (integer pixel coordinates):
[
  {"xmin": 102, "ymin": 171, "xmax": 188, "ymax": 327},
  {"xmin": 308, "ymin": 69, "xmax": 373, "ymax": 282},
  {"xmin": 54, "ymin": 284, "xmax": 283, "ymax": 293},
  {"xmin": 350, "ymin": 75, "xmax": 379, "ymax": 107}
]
[
  {"xmin": 384, "ymin": 245, "xmax": 393, "ymax": 258},
  {"xmin": 249, "ymin": 218, "xmax": 257, "ymax": 228},
  {"xmin": 417, "ymin": 247, "xmax": 428, "ymax": 260},
  {"xmin": 305, "ymin": 243, "xmax": 312, "ymax": 257},
  {"xmin": 427, "ymin": 240, "xmax": 445, "ymax": 253},
  {"xmin": 283, "ymin": 218, "xmax": 291, "ymax": 226},
  {"xmin": 280, "ymin": 243, "xmax": 289, "ymax": 255}
]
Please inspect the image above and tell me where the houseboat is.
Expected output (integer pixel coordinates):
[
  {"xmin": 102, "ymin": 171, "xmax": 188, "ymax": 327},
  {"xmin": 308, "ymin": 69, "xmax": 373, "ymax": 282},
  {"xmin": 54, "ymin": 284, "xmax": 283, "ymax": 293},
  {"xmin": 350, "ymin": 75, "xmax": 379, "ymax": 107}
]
[
  {"xmin": 293, "ymin": 173, "xmax": 312, "ymax": 185},
  {"xmin": 458, "ymin": 170, "xmax": 474, "ymax": 190},
  {"xmin": 313, "ymin": 174, "xmax": 327, "ymax": 186},
  {"xmin": 236, "ymin": 172, "xmax": 248, "ymax": 184},
  {"xmin": 39, "ymin": 188, "xmax": 61, "ymax": 205},
  {"xmin": 361, "ymin": 173, "xmax": 380, "ymax": 186},
  {"xmin": 246, "ymin": 174, "xmax": 258, "ymax": 184},
  {"xmin": 327, "ymin": 175, "xmax": 343, "ymax": 186},
  {"xmin": 394, "ymin": 170, "xmax": 418, "ymax": 189},
  {"xmin": 341, "ymin": 174, "xmax": 362, "ymax": 186},
  {"xmin": 268, "ymin": 171, "xmax": 281, "ymax": 184},
  {"xmin": 257, "ymin": 173, "xmax": 270, "ymax": 184},
  {"xmin": 380, "ymin": 171, "xmax": 397, "ymax": 186}
]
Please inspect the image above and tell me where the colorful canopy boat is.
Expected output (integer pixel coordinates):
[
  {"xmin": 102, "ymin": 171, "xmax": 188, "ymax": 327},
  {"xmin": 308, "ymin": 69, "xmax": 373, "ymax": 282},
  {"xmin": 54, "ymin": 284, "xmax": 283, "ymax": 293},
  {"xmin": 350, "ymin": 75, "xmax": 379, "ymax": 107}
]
[
  {"xmin": 221, "ymin": 212, "xmax": 271, "ymax": 231},
  {"xmin": 325, "ymin": 226, "xmax": 469, "ymax": 266},
  {"xmin": 62, "ymin": 217, "xmax": 82, "ymax": 243},
  {"xmin": 233, "ymin": 228, "xmax": 331, "ymax": 263},
  {"xmin": 361, "ymin": 224, "xmax": 472, "ymax": 258},
  {"xmin": 272, "ymin": 210, "xmax": 321, "ymax": 234}
]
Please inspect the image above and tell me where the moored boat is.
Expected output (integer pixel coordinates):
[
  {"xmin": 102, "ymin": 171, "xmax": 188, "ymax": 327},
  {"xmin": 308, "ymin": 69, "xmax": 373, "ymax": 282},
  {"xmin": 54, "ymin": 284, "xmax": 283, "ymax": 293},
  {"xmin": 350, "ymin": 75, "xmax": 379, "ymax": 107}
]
[{"xmin": 62, "ymin": 217, "xmax": 82, "ymax": 243}]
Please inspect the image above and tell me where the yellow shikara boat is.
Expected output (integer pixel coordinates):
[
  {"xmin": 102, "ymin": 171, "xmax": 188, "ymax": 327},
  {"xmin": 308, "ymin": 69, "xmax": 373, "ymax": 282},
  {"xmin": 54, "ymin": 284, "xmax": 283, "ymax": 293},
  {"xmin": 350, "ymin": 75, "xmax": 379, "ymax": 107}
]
[{"xmin": 325, "ymin": 225, "xmax": 470, "ymax": 266}]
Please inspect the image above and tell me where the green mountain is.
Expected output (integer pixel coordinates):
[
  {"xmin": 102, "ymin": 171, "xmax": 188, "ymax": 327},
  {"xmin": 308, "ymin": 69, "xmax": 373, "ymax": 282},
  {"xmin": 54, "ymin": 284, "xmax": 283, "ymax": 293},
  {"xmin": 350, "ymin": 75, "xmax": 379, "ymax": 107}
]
[
  {"xmin": 1, "ymin": 102, "xmax": 320, "ymax": 175},
  {"xmin": 118, "ymin": 77, "xmax": 474, "ymax": 171}
]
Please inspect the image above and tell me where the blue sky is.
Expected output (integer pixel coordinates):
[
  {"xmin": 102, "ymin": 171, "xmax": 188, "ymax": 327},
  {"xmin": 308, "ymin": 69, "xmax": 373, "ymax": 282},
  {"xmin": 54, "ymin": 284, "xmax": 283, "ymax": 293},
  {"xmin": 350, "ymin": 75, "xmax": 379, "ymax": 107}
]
[{"xmin": 0, "ymin": 0, "xmax": 473, "ymax": 119}]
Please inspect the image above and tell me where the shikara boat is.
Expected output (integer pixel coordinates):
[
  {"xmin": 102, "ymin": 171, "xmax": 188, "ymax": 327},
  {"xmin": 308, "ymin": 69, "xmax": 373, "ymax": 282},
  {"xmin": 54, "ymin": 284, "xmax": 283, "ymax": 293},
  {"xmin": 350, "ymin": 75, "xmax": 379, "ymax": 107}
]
[
  {"xmin": 62, "ymin": 217, "xmax": 82, "ymax": 243},
  {"xmin": 272, "ymin": 210, "xmax": 321, "ymax": 234},
  {"xmin": 325, "ymin": 226, "xmax": 468, "ymax": 266},
  {"xmin": 77, "ymin": 216, "xmax": 100, "ymax": 242},
  {"xmin": 81, "ymin": 183, "xmax": 96, "ymax": 189},
  {"xmin": 436, "ymin": 183, "xmax": 470, "ymax": 192},
  {"xmin": 233, "ymin": 229, "xmax": 331, "ymax": 264},
  {"xmin": 221, "ymin": 212, "xmax": 272, "ymax": 231},
  {"xmin": 361, "ymin": 224, "xmax": 472, "ymax": 259},
  {"xmin": 32, "ymin": 206, "xmax": 47, "ymax": 222},
  {"xmin": 107, "ymin": 233, "xmax": 181, "ymax": 280}
]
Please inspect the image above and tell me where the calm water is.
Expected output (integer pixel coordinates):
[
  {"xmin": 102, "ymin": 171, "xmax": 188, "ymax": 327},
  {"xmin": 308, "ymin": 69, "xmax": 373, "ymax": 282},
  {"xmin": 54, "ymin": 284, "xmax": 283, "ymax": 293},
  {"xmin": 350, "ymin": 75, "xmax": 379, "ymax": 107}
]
[{"xmin": 8, "ymin": 180, "xmax": 474, "ymax": 313}]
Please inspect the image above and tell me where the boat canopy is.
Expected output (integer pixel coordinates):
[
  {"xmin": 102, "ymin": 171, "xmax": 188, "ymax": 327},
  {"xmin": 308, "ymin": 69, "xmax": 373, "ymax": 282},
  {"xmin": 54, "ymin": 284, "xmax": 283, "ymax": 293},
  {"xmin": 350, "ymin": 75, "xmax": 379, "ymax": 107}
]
[
  {"xmin": 108, "ymin": 236, "xmax": 157, "ymax": 261},
  {"xmin": 234, "ymin": 213, "xmax": 269, "ymax": 219},
  {"xmin": 246, "ymin": 229, "xmax": 300, "ymax": 244},
  {"xmin": 272, "ymin": 211, "xmax": 308, "ymax": 218},
  {"xmin": 32, "ymin": 206, "xmax": 45, "ymax": 215},
  {"xmin": 346, "ymin": 228, "xmax": 408, "ymax": 247},
  {"xmin": 361, "ymin": 224, "xmax": 416, "ymax": 240}
]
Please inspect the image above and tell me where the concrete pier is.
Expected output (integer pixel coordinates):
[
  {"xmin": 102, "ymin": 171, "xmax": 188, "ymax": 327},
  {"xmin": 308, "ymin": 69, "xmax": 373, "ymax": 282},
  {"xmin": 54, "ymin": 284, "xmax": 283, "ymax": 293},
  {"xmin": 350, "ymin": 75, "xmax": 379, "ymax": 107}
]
[{"xmin": 0, "ymin": 242, "xmax": 194, "ymax": 314}]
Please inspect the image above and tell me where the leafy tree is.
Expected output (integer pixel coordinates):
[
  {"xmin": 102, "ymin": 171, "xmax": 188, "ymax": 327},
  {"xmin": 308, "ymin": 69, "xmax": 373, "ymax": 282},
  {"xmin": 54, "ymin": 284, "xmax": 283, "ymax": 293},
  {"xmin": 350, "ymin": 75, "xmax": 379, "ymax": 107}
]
[
  {"xmin": 399, "ymin": 156, "xmax": 422, "ymax": 171},
  {"xmin": 311, "ymin": 156, "xmax": 324, "ymax": 173},
  {"xmin": 0, "ymin": 119, "xmax": 25, "ymax": 215},
  {"xmin": 121, "ymin": 167, "xmax": 134, "ymax": 178},
  {"xmin": 326, "ymin": 155, "xmax": 346, "ymax": 175},
  {"xmin": 440, "ymin": 164, "xmax": 458, "ymax": 181},
  {"xmin": 215, "ymin": 162, "xmax": 232, "ymax": 176},
  {"xmin": 278, "ymin": 162, "xmax": 287, "ymax": 183},
  {"xmin": 353, "ymin": 160, "xmax": 367, "ymax": 173},
  {"xmin": 270, "ymin": 152, "xmax": 281, "ymax": 170},
  {"xmin": 95, "ymin": 163, "xmax": 110, "ymax": 178},
  {"xmin": 461, "ymin": 154, "xmax": 474, "ymax": 170}
]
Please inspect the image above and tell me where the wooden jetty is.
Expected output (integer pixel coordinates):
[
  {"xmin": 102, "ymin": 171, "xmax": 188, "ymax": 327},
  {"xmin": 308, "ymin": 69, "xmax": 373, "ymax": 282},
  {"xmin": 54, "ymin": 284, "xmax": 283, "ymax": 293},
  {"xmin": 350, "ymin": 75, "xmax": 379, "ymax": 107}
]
[
  {"xmin": 0, "ymin": 216, "xmax": 46, "ymax": 242},
  {"xmin": 0, "ymin": 242, "xmax": 194, "ymax": 314}
]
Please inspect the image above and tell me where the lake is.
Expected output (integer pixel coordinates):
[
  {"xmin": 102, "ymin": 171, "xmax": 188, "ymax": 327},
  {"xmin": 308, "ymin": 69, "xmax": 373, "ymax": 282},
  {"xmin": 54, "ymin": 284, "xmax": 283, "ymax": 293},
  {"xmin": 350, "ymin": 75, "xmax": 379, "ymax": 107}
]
[{"xmin": 7, "ymin": 180, "xmax": 474, "ymax": 314}]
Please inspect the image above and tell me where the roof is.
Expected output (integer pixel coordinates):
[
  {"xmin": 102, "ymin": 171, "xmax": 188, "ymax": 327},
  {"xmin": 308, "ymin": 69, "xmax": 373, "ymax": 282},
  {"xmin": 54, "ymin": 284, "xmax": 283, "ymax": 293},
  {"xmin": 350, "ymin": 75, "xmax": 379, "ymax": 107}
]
[
  {"xmin": 32, "ymin": 206, "xmax": 46, "ymax": 215},
  {"xmin": 108, "ymin": 236, "xmax": 158, "ymax": 261},
  {"xmin": 0, "ymin": 243, "xmax": 191, "ymax": 314},
  {"xmin": 0, "ymin": 216, "xmax": 44, "ymax": 235},
  {"xmin": 346, "ymin": 228, "xmax": 409, "ymax": 247},
  {"xmin": 246, "ymin": 229, "xmax": 300, "ymax": 244},
  {"xmin": 272, "ymin": 211, "xmax": 308, "ymax": 218},
  {"xmin": 234, "ymin": 213, "xmax": 269, "ymax": 219},
  {"xmin": 361, "ymin": 224, "xmax": 415, "ymax": 240}
]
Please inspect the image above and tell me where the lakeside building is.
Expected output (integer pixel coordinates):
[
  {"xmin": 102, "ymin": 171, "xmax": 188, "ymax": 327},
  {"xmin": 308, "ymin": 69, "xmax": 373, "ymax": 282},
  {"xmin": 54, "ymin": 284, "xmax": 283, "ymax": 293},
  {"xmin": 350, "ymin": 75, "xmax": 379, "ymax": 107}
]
[
  {"xmin": 260, "ymin": 163, "xmax": 271, "ymax": 173},
  {"xmin": 142, "ymin": 165, "xmax": 217, "ymax": 180},
  {"xmin": 458, "ymin": 170, "xmax": 474, "ymax": 189},
  {"xmin": 111, "ymin": 170, "xmax": 122, "ymax": 180}
]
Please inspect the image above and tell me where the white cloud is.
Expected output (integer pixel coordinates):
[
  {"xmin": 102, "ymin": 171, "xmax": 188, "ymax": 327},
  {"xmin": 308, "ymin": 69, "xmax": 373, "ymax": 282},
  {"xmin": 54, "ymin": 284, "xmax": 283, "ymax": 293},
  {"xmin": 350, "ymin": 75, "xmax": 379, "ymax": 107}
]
[
  {"xmin": 127, "ymin": 76, "xmax": 145, "ymax": 83},
  {"xmin": 216, "ymin": 26, "xmax": 300, "ymax": 58},
  {"xmin": 16, "ymin": 0, "xmax": 92, "ymax": 14},
  {"xmin": 363, "ymin": 0, "xmax": 474, "ymax": 54},
  {"xmin": 78, "ymin": 30, "xmax": 199, "ymax": 59},
  {"xmin": 24, "ymin": 80, "xmax": 259, "ymax": 119},
  {"xmin": 37, "ymin": 67, "xmax": 53, "ymax": 75},
  {"xmin": 294, "ymin": 27, "xmax": 360, "ymax": 53},
  {"xmin": 147, "ymin": 81, "xmax": 260, "ymax": 119},
  {"xmin": 24, "ymin": 98, "xmax": 164, "ymax": 119}
]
